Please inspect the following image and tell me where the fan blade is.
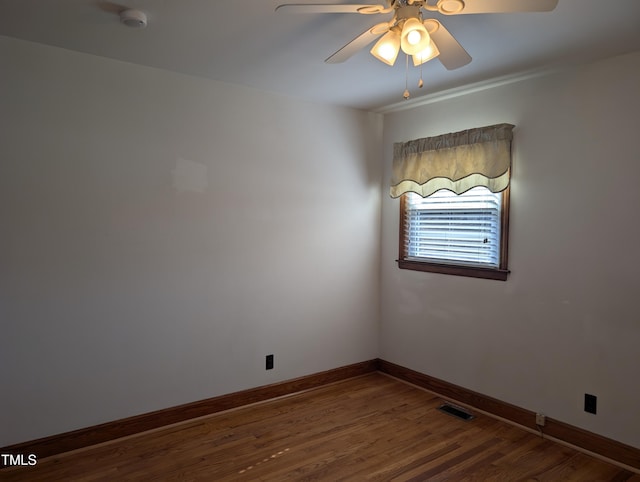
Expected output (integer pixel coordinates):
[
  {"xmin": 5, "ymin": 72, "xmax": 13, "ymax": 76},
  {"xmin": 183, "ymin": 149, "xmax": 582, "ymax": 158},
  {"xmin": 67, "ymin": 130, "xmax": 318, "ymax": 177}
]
[
  {"xmin": 448, "ymin": 0, "xmax": 558, "ymax": 14},
  {"xmin": 426, "ymin": 19, "xmax": 471, "ymax": 70},
  {"xmin": 325, "ymin": 22, "xmax": 389, "ymax": 63},
  {"xmin": 276, "ymin": 4, "xmax": 387, "ymax": 14}
]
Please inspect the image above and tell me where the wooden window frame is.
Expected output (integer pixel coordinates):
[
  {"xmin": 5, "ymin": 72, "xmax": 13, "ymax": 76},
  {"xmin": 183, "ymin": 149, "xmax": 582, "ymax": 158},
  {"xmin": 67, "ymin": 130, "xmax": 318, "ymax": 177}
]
[{"xmin": 397, "ymin": 186, "xmax": 511, "ymax": 281}]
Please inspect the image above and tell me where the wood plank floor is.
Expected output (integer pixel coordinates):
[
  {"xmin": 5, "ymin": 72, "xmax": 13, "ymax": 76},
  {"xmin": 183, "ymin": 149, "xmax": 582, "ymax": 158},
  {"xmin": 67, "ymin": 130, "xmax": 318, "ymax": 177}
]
[{"xmin": 2, "ymin": 373, "xmax": 638, "ymax": 481}]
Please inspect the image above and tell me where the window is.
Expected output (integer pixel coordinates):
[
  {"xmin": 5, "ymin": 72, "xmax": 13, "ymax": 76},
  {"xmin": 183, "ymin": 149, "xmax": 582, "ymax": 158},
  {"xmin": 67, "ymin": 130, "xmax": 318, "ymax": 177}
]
[
  {"xmin": 390, "ymin": 124, "xmax": 514, "ymax": 281},
  {"xmin": 398, "ymin": 186, "xmax": 510, "ymax": 280}
]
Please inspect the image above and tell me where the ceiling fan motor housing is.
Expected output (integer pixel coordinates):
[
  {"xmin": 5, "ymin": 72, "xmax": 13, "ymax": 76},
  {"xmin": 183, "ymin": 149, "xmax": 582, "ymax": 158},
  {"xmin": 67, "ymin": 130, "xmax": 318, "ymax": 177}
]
[{"xmin": 395, "ymin": 5, "xmax": 422, "ymax": 21}]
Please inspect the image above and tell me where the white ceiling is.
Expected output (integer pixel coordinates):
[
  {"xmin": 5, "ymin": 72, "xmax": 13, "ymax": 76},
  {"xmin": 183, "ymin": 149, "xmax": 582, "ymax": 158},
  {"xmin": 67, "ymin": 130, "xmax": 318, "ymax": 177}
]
[{"xmin": 1, "ymin": 0, "xmax": 639, "ymax": 111}]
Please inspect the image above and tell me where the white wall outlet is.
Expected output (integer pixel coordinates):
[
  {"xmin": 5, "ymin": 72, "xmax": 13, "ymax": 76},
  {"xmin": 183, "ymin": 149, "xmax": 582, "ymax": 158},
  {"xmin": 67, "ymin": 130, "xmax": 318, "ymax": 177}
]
[{"xmin": 536, "ymin": 413, "xmax": 546, "ymax": 426}]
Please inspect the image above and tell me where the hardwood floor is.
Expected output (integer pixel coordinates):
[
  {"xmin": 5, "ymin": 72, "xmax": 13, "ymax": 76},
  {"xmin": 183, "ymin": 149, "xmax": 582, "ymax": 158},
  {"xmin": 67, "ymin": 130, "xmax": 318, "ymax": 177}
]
[{"xmin": 2, "ymin": 373, "xmax": 637, "ymax": 481}]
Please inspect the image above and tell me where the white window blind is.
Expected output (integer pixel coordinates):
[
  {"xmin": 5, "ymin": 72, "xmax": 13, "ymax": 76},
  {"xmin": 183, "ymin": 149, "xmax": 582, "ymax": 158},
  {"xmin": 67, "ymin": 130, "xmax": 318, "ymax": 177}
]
[{"xmin": 404, "ymin": 186, "xmax": 502, "ymax": 268}]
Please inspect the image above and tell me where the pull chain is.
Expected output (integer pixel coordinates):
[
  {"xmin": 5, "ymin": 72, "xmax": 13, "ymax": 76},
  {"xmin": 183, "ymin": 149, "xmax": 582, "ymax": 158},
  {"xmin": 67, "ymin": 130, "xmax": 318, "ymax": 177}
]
[{"xmin": 403, "ymin": 54, "xmax": 410, "ymax": 99}]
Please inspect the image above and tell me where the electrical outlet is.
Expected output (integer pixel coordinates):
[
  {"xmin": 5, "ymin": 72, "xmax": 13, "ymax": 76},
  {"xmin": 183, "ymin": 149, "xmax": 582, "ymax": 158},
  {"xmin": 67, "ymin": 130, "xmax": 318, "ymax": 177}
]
[
  {"xmin": 535, "ymin": 413, "xmax": 546, "ymax": 426},
  {"xmin": 584, "ymin": 393, "xmax": 597, "ymax": 414},
  {"xmin": 266, "ymin": 354, "xmax": 274, "ymax": 370}
]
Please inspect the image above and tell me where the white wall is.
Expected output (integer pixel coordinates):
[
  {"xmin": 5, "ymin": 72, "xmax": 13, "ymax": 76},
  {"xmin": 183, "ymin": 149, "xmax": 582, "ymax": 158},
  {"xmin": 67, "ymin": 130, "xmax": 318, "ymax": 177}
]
[
  {"xmin": 0, "ymin": 36, "xmax": 382, "ymax": 446},
  {"xmin": 3, "ymin": 32, "xmax": 638, "ymax": 453},
  {"xmin": 380, "ymin": 51, "xmax": 640, "ymax": 448}
]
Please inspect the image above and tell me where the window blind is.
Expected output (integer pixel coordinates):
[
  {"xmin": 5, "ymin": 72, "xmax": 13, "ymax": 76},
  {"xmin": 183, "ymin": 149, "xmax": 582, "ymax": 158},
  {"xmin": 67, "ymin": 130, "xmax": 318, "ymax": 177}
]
[{"xmin": 403, "ymin": 187, "xmax": 502, "ymax": 267}]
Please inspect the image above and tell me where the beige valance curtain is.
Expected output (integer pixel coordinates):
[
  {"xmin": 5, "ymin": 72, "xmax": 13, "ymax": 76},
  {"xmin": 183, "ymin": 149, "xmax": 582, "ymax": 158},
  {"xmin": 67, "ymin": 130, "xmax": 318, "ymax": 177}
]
[{"xmin": 390, "ymin": 123, "xmax": 514, "ymax": 198}]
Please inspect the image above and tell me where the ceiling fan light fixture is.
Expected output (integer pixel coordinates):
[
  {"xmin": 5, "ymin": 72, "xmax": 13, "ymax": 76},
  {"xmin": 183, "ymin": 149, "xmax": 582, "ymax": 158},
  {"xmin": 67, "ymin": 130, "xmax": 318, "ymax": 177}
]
[
  {"xmin": 400, "ymin": 17, "xmax": 430, "ymax": 55},
  {"xmin": 370, "ymin": 30, "xmax": 401, "ymax": 66},
  {"xmin": 412, "ymin": 40, "xmax": 440, "ymax": 66}
]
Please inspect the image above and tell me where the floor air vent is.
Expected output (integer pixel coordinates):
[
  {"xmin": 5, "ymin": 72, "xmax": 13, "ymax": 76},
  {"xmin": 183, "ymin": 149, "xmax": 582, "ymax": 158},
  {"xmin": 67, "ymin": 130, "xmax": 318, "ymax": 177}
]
[{"xmin": 438, "ymin": 403, "xmax": 475, "ymax": 421}]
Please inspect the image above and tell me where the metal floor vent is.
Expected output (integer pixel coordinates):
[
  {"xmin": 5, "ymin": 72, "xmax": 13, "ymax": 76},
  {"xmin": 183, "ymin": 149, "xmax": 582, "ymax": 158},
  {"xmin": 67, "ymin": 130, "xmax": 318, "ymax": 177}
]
[{"xmin": 438, "ymin": 403, "xmax": 475, "ymax": 421}]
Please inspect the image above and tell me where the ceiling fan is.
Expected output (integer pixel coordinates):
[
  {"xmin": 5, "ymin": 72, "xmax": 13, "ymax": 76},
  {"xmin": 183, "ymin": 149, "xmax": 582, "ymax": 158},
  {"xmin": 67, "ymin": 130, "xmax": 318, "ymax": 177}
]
[{"xmin": 276, "ymin": 0, "xmax": 558, "ymax": 97}]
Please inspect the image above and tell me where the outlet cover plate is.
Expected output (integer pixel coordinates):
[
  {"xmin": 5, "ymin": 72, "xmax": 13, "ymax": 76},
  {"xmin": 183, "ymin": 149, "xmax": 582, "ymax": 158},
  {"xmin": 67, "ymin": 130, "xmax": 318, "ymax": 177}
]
[{"xmin": 584, "ymin": 393, "xmax": 597, "ymax": 414}]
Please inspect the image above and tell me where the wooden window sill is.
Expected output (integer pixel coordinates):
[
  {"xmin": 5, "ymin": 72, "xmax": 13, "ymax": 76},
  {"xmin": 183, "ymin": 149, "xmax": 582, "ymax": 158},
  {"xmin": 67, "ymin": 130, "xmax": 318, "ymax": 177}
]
[{"xmin": 397, "ymin": 259, "xmax": 510, "ymax": 281}]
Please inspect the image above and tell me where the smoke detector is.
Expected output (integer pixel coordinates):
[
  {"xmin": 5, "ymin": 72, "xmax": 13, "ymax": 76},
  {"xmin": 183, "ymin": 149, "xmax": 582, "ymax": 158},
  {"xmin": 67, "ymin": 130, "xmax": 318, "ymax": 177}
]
[{"xmin": 120, "ymin": 9, "xmax": 147, "ymax": 28}]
